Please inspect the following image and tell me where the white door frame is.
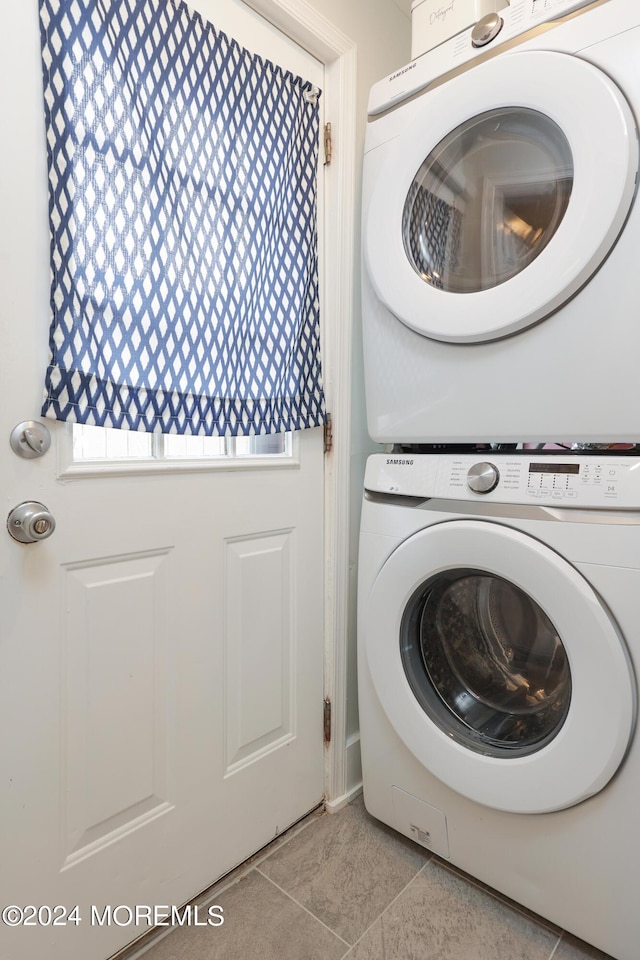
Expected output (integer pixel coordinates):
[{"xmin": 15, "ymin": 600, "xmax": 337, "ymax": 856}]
[{"xmin": 245, "ymin": 0, "xmax": 357, "ymax": 808}]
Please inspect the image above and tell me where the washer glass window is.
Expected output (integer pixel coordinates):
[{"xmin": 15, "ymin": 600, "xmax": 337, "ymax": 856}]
[
  {"xmin": 401, "ymin": 569, "xmax": 571, "ymax": 757},
  {"xmin": 402, "ymin": 108, "xmax": 574, "ymax": 293}
]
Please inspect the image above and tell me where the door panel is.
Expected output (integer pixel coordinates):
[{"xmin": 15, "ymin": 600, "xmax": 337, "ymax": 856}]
[
  {"xmin": 224, "ymin": 530, "xmax": 295, "ymax": 769},
  {"xmin": 0, "ymin": 3, "xmax": 325, "ymax": 959},
  {"xmin": 63, "ymin": 549, "xmax": 173, "ymax": 864}
]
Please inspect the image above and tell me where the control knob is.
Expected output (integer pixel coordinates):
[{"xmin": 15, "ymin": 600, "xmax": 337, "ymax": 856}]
[
  {"xmin": 471, "ymin": 12, "xmax": 504, "ymax": 48},
  {"xmin": 467, "ymin": 462, "xmax": 500, "ymax": 494}
]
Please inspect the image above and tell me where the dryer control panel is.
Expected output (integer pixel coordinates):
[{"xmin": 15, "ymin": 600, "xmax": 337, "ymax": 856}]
[
  {"xmin": 365, "ymin": 453, "xmax": 640, "ymax": 508},
  {"xmin": 369, "ymin": 0, "xmax": 616, "ymax": 116}
]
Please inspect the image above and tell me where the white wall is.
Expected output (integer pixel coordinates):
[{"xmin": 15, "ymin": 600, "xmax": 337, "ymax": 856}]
[{"xmin": 305, "ymin": 0, "xmax": 411, "ymax": 787}]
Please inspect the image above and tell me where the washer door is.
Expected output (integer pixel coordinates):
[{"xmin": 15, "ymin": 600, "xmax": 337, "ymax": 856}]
[
  {"xmin": 364, "ymin": 50, "xmax": 638, "ymax": 342},
  {"xmin": 365, "ymin": 521, "xmax": 636, "ymax": 813}
]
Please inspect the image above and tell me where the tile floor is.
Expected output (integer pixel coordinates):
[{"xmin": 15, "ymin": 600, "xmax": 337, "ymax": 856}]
[{"xmin": 137, "ymin": 795, "xmax": 613, "ymax": 960}]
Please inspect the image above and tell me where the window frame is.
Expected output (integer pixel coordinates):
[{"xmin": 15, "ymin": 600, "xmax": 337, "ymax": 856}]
[{"xmin": 57, "ymin": 422, "xmax": 299, "ymax": 479}]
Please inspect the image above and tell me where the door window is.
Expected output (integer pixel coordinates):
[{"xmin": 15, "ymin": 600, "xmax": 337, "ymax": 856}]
[
  {"xmin": 71, "ymin": 423, "xmax": 291, "ymax": 463},
  {"xmin": 401, "ymin": 569, "xmax": 571, "ymax": 757},
  {"xmin": 402, "ymin": 108, "xmax": 573, "ymax": 293}
]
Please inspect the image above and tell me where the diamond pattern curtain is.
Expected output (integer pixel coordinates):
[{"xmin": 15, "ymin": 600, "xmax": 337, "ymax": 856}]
[{"xmin": 38, "ymin": 0, "xmax": 326, "ymax": 436}]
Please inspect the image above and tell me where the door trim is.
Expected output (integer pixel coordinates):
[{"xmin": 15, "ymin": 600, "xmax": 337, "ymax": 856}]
[{"xmin": 244, "ymin": 0, "xmax": 357, "ymax": 808}]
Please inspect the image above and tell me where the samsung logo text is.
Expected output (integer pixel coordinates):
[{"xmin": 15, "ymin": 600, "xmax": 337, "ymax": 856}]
[{"xmin": 389, "ymin": 63, "xmax": 417, "ymax": 83}]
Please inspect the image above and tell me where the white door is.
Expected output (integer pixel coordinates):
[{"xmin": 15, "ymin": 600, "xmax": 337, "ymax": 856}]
[
  {"xmin": 0, "ymin": 3, "xmax": 325, "ymax": 959},
  {"xmin": 365, "ymin": 50, "xmax": 638, "ymax": 342},
  {"xmin": 364, "ymin": 519, "xmax": 635, "ymax": 814}
]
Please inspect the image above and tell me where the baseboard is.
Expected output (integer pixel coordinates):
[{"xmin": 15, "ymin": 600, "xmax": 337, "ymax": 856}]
[{"xmin": 325, "ymin": 733, "xmax": 362, "ymax": 812}]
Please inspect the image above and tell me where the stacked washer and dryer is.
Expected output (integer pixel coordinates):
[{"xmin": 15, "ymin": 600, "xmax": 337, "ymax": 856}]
[{"xmin": 358, "ymin": 1, "xmax": 640, "ymax": 958}]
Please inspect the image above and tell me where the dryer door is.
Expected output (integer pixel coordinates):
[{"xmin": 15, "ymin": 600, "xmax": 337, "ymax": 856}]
[
  {"xmin": 364, "ymin": 50, "xmax": 638, "ymax": 343},
  {"xmin": 364, "ymin": 520, "xmax": 636, "ymax": 814}
]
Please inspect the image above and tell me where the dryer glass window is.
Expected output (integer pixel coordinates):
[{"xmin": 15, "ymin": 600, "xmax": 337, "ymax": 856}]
[
  {"xmin": 401, "ymin": 570, "xmax": 571, "ymax": 757},
  {"xmin": 402, "ymin": 108, "xmax": 573, "ymax": 293}
]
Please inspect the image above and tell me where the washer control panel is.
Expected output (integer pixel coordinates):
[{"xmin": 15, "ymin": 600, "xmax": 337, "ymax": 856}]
[{"xmin": 365, "ymin": 453, "xmax": 640, "ymax": 508}]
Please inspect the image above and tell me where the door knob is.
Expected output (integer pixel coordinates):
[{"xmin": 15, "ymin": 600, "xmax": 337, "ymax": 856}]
[{"xmin": 7, "ymin": 502, "xmax": 56, "ymax": 543}]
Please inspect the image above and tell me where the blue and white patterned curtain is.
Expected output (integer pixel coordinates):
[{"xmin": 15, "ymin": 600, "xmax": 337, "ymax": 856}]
[{"xmin": 38, "ymin": 0, "xmax": 326, "ymax": 435}]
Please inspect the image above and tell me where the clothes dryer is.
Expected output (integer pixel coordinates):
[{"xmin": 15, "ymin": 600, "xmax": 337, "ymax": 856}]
[
  {"xmin": 362, "ymin": 0, "xmax": 640, "ymax": 443},
  {"xmin": 358, "ymin": 452, "xmax": 640, "ymax": 959}
]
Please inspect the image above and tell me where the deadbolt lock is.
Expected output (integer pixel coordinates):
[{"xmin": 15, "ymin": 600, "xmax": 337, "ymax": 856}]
[{"xmin": 9, "ymin": 420, "xmax": 52, "ymax": 459}]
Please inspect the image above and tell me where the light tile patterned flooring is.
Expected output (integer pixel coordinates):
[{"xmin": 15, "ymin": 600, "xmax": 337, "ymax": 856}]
[{"xmin": 139, "ymin": 795, "xmax": 613, "ymax": 960}]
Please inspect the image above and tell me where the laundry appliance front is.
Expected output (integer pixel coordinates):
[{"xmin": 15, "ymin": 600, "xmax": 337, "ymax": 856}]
[
  {"xmin": 358, "ymin": 451, "xmax": 640, "ymax": 959},
  {"xmin": 362, "ymin": 0, "xmax": 640, "ymax": 443}
]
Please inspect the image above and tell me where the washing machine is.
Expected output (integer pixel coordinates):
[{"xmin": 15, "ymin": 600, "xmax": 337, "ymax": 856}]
[
  {"xmin": 358, "ymin": 451, "xmax": 640, "ymax": 959},
  {"xmin": 362, "ymin": 0, "xmax": 640, "ymax": 444}
]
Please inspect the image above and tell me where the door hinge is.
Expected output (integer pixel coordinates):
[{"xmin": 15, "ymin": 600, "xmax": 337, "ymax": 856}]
[
  {"xmin": 323, "ymin": 697, "xmax": 332, "ymax": 744},
  {"xmin": 323, "ymin": 413, "xmax": 333, "ymax": 454},
  {"xmin": 324, "ymin": 122, "xmax": 332, "ymax": 166}
]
